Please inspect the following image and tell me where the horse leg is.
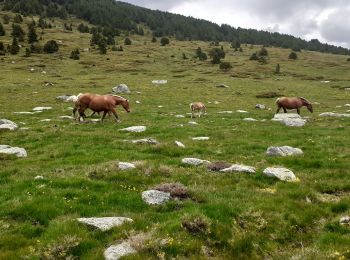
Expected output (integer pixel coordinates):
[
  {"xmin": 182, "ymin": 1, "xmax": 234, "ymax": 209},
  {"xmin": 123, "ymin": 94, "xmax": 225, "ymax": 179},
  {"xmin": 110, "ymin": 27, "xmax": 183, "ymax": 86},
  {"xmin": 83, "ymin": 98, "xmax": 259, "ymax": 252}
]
[
  {"xmin": 78, "ymin": 106, "xmax": 88, "ymax": 122},
  {"xmin": 297, "ymin": 108, "xmax": 300, "ymax": 114},
  {"xmin": 110, "ymin": 108, "xmax": 120, "ymax": 123},
  {"xmin": 191, "ymin": 111, "xmax": 193, "ymax": 118},
  {"xmin": 283, "ymin": 107, "xmax": 287, "ymax": 113},
  {"xmin": 101, "ymin": 111, "xmax": 107, "ymax": 123},
  {"xmin": 276, "ymin": 106, "xmax": 281, "ymax": 114}
]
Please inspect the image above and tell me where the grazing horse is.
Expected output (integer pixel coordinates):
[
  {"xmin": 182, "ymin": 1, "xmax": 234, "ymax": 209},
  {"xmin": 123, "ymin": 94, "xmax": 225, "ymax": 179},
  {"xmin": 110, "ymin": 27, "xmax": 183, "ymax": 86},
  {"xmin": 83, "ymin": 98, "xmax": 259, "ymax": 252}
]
[
  {"xmin": 190, "ymin": 102, "xmax": 206, "ymax": 118},
  {"xmin": 276, "ymin": 97, "xmax": 313, "ymax": 114},
  {"xmin": 76, "ymin": 94, "xmax": 130, "ymax": 122},
  {"xmin": 72, "ymin": 93, "xmax": 97, "ymax": 118}
]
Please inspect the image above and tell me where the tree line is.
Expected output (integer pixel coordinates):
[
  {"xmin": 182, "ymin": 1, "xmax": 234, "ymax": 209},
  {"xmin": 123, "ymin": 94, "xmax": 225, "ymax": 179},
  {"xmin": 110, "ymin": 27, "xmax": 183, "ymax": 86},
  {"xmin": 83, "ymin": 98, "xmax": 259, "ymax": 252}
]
[{"xmin": 2, "ymin": 0, "xmax": 350, "ymax": 55}]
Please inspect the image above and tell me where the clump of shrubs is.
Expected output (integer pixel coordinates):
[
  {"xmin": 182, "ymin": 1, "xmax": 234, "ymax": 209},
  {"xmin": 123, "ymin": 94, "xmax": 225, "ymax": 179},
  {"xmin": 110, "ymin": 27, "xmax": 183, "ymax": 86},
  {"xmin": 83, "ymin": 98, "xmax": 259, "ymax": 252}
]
[
  {"xmin": 43, "ymin": 40, "xmax": 59, "ymax": 53},
  {"xmin": 182, "ymin": 215, "xmax": 211, "ymax": 236},
  {"xmin": 289, "ymin": 51, "xmax": 298, "ymax": 60},
  {"xmin": 70, "ymin": 49, "xmax": 80, "ymax": 60},
  {"xmin": 111, "ymin": 45, "xmax": 123, "ymax": 51},
  {"xmin": 160, "ymin": 37, "xmax": 170, "ymax": 46},
  {"xmin": 219, "ymin": 61, "xmax": 232, "ymax": 71},
  {"xmin": 124, "ymin": 37, "xmax": 131, "ymax": 45}
]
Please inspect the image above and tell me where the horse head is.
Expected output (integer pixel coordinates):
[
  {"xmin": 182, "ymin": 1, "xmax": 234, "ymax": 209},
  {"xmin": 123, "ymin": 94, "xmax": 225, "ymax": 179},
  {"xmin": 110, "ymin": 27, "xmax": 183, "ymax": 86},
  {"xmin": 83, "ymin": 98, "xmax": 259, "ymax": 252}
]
[
  {"xmin": 121, "ymin": 99, "xmax": 131, "ymax": 113},
  {"xmin": 113, "ymin": 95, "xmax": 130, "ymax": 113},
  {"xmin": 300, "ymin": 97, "xmax": 313, "ymax": 113}
]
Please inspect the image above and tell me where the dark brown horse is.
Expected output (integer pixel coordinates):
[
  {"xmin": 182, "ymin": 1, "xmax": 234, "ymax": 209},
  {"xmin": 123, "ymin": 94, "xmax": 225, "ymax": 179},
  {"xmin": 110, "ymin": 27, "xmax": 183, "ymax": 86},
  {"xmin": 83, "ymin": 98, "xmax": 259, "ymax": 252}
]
[
  {"xmin": 276, "ymin": 97, "xmax": 313, "ymax": 114},
  {"xmin": 75, "ymin": 94, "xmax": 130, "ymax": 122}
]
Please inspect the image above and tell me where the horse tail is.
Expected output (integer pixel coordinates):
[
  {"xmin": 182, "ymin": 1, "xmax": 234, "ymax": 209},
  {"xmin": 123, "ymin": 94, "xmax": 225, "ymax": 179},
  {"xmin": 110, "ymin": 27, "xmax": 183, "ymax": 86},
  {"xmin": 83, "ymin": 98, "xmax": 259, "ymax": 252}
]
[{"xmin": 190, "ymin": 103, "xmax": 193, "ymax": 110}]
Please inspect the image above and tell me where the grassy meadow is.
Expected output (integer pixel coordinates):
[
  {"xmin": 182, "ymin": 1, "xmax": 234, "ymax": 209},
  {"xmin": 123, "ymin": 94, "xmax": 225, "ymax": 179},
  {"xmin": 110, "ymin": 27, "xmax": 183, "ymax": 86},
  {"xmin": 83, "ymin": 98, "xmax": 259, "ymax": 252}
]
[{"xmin": 0, "ymin": 12, "xmax": 350, "ymax": 259}]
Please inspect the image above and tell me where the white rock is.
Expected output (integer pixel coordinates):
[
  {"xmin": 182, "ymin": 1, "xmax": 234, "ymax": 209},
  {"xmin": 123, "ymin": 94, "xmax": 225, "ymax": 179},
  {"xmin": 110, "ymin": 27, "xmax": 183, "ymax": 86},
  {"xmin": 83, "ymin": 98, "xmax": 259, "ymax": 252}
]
[
  {"xmin": 216, "ymin": 84, "xmax": 229, "ymax": 88},
  {"xmin": 152, "ymin": 80, "xmax": 167, "ymax": 84},
  {"xmin": 56, "ymin": 95, "xmax": 76, "ymax": 102},
  {"xmin": 0, "ymin": 145, "xmax": 27, "ymax": 158},
  {"xmin": 90, "ymin": 119, "xmax": 101, "ymax": 123},
  {"xmin": 0, "ymin": 119, "xmax": 18, "ymax": 131},
  {"xmin": 175, "ymin": 115, "xmax": 185, "ymax": 118},
  {"xmin": 344, "ymin": 104, "xmax": 350, "ymax": 107},
  {"xmin": 218, "ymin": 111, "xmax": 233, "ymax": 114},
  {"xmin": 220, "ymin": 164, "xmax": 256, "ymax": 173},
  {"xmin": 182, "ymin": 157, "xmax": 211, "ymax": 166},
  {"xmin": 120, "ymin": 126, "xmax": 146, "ymax": 133},
  {"xmin": 131, "ymin": 138, "xmax": 159, "ymax": 145},
  {"xmin": 243, "ymin": 118, "xmax": 257, "ymax": 122},
  {"xmin": 188, "ymin": 121, "xmax": 198, "ymax": 125},
  {"xmin": 214, "ymin": 101, "xmax": 220, "ymax": 104},
  {"xmin": 319, "ymin": 112, "xmax": 350, "ymax": 118},
  {"xmin": 104, "ymin": 242, "xmax": 136, "ymax": 260},
  {"xmin": 112, "ymin": 84, "xmax": 130, "ymax": 93},
  {"xmin": 13, "ymin": 111, "xmax": 39, "ymax": 115},
  {"xmin": 340, "ymin": 216, "xmax": 350, "ymax": 226},
  {"xmin": 272, "ymin": 113, "xmax": 306, "ymax": 127},
  {"xmin": 175, "ymin": 141, "xmax": 185, "ymax": 148},
  {"xmin": 263, "ymin": 167, "xmax": 298, "ymax": 182},
  {"xmin": 255, "ymin": 104, "xmax": 266, "ymax": 110},
  {"xmin": 142, "ymin": 190, "xmax": 171, "ymax": 205},
  {"xmin": 77, "ymin": 217, "xmax": 133, "ymax": 231},
  {"xmin": 40, "ymin": 119, "xmax": 51, "ymax": 122},
  {"xmin": 266, "ymin": 146, "xmax": 303, "ymax": 157},
  {"xmin": 192, "ymin": 137, "xmax": 209, "ymax": 141},
  {"xmin": 237, "ymin": 110, "xmax": 248, "ymax": 113},
  {"xmin": 33, "ymin": 107, "xmax": 52, "ymax": 111},
  {"xmin": 34, "ymin": 175, "xmax": 44, "ymax": 180},
  {"xmin": 135, "ymin": 101, "xmax": 140, "ymax": 104},
  {"xmin": 118, "ymin": 162, "xmax": 136, "ymax": 170},
  {"xmin": 336, "ymin": 105, "xmax": 342, "ymax": 108},
  {"xmin": 158, "ymin": 105, "xmax": 163, "ymax": 108},
  {"xmin": 59, "ymin": 115, "xmax": 75, "ymax": 120}
]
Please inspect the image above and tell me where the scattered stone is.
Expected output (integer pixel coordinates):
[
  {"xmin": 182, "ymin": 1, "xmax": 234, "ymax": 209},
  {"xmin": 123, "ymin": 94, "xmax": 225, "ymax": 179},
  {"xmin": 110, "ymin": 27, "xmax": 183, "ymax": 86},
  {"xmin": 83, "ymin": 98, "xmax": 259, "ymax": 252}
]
[
  {"xmin": 0, "ymin": 119, "xmax": 18, "ymax": 131},
  {"xmin": 34, "ymin": 175, "xmax": 44, "ymax": 180},
  {"xmin": 319, "ymin": 112, "xmax": 350, "ymax": 118},
  {"xmin": 272, "ymin": 113, "xmax": 306, "ymax": 127},
  {"xmin": 40, "ymin": 119, "xmax": 51, "ymax": 122},
  {"xmin": 255, "ymin": 104, "xmax": 266, "ymax": 110},
  {"xmin": 13, "ymin": 111, "xmax": 41, "ymax": 115},
  {"xmin": 120, "ymin": 126, "xmax": 146, "ymax": 133},
  {"xmin": 344, "ymin": 104, "xmax": 350, "ymax": 107},
  {"xmin": 214, "ymin": 101, "xmax": 220, "ymax": 104},
  {"xmin": 112, "ymin": 84, "xmax": 130, "ymax": 93},
  {"xmin": 218, "ymin": 111, "xmax": 233, "ymax": 114},
  {"xmin": 340, "ymin": 216, "xmax": 350, "ymax": 226},
  {"xmin": 104, "ymin": 242, "xmax": 136, "ymax": 260},
  {"xmin": 135, "ymin": 100, "xmax": 140, "ymax": 104},
  {"xmin": 216, "ymin": 83, "xmax": 229, "ymax": 88},
  {"xmin": 19, "ymin": 127, "xmax": 30, "ymax": 131},
  {"xmin": 158, "ymin": 105, "xmax": 163, "ymax": 108},
  {"xmin": 153, "ymin": 183, "xmax": 189, "ymax": 199},
  {"xmin": 56, "ymin": 95, "xmax": 77, "ymax": 102},
  {"xmin": 263, "ymin": 167, "xmax": 298, "ymax": 182},
  {"xmin": 243, "ymin": 118, "xmax": 257, "ymax": 122},
  {"xmin": 33, "ymin": 107, "xmax": 52, "ymax": 111},
  {"xmin": 152, "ymin": 80, "xmax": 167, "ymax": 84},
  {"xmin": 142, "ymin": 190, "xmax": 171, "ymax": 205},
  {"xmin": 77, "ymin": 217, "xmax": 133, "ymax": 231},
  {"xmin": 320, "ymin": 80, "xmax": 330, "ymax": 83},
  {"xmin": 118, "ymin": 162, "xmax": 136, "ymax": 170},
  {"xmin": 175, "ymin": 115, "xmax": 185, "ymax": 118},
  {"xmin": 345, "ymin": 88, "xmax": 350, "ymax": 91},
  {"xmin": 188, "ymin": 121, "xmax": 198, "ymax": 125},
  {"xmin": 207, "ymin": 161, "xmax": 232, "ymax": 171},
  {"xmin": 182, "ymin": 157, "xmax": 211, "ymax": 166},
  {"xmin": 0, "ymin": 145, "xmax": 27, "ymax": 158},
  {"xmin": 59, "ymin": 115, "xmax": 75, "ymax": 120},
  {"xmin": 220, "ymin": 164, "xmax": 256, "ymax": 174},
  {"xmin": 131, "ymin": 138, "xmax": 159, "ymax": 145},
  {"xmin": 237, "ymin": 110, "xmax": 248, "ymax": 113},
  {"xmin": 192, "ymin": 137, "xmax": 209, "ymax": 141},
  {"xmin": 266, "ymin": 146, "xmax": 303, "ymax": 157},
  {"xmin": 175, "ymin": 141, "xmax": 185, "ymax": 148}
]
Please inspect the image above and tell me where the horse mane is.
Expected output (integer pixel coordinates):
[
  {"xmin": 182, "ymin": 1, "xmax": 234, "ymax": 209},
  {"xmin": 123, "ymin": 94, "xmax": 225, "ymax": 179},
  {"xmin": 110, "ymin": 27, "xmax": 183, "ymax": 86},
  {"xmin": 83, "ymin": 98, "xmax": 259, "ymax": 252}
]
[
  {"xmin": 112, "ymin": 95, "xmax": 126, "ymax": 101},
  {"xmin": 299, "ymin": 97, "xmax": 311, "ymax": 104}
]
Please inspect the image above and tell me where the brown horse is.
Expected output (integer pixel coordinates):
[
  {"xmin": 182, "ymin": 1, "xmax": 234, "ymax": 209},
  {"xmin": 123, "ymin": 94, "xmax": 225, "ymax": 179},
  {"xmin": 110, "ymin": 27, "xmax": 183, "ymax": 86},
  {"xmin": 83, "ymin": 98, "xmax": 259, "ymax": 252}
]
[
  {"xmin": 72, "ymin": 93, "xmax": 96, "ymax": 118},
  {"xmin": 190, "ymin": 102, "xmax": 206, "ymax": 118},
  {"xmin": 276, "ymin": 97, "xmax": 313, "ymax": 114},
  {"xmin": 75, "ymin": 94, "xmax": 130, "ymax": 122}
]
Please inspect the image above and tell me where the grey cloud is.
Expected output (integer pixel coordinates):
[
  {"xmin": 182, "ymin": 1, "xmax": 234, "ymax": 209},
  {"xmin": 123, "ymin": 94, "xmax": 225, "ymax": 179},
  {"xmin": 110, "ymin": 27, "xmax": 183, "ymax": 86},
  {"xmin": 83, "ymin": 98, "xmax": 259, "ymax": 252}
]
[
  {"xmin": 122, "ymin": 0, "xmax": 189, "ymax": 10},
  {"xmin": 320, "ymin": 8, "xmax": 350, "ymax": 45}
]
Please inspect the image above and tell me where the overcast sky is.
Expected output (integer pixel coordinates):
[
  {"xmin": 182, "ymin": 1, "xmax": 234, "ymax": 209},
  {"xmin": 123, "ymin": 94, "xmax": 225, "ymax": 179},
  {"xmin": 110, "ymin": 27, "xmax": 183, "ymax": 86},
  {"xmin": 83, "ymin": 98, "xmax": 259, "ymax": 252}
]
[{"xmin": 122, "ymin": 0, "xmax": 350, "ymax": 48}]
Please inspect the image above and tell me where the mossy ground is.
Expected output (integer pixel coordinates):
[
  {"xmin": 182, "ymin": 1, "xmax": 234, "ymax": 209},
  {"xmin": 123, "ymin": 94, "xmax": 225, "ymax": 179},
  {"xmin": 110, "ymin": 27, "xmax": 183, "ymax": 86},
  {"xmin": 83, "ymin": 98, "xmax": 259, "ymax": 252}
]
[{"xmin": 0, "ymin": 12, "xmax": 350, "ymax": 259}]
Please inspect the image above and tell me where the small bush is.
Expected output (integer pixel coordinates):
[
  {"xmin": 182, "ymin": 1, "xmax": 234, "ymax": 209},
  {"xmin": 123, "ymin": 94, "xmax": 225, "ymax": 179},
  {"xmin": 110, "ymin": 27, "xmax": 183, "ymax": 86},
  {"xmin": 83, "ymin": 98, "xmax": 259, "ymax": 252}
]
[
  {"xmin": 275, "ymin": 63, "xmax": 280, "ymax": 74},
  {"xmin": 30, "ymin": 43, "xmax": 43, "ymax": 54},
  {"xmin": 151, "ymin": 37, "xmax": 157, "ymax": 42},
  {"xmin": 160, "ymin": 37, "xmax": 170, "ymax": 46},
  {"xmin": 9, "ymin": 37, "xmax": 20, "ymax": 55},
  {"xmin": 182, "ymin": 53, "xmax": 188, "ymax": 59},
  {"xmin": 3, "ymin": 15, "xmax": 10, "ymax": 24},
  {"xmin": 182, "ymin": 215, "xmax": 211, "ymax": 236},
  {"xmin": 258, "ymin": 47, "xmax": 268, "ymax": 56},
  {"xmin": 24, "ymin": 48, "xmax": 31, "ymax": 57},
  {"xmin": 346, "ymin": 57, "xmax": 350, "ymax": 62},
  {"xmin": 289, "ymin": 51, "xmax": 298, "ymax": 60},
  {"xmin": 69, "ymin": 49, "xmax": 80, "ymax": 60},
  {"xmin": 249, "ymin": 52, "xmax": 258, "ymax": 61},
  {"xmin": 220, "ymin": 61, "xmax": 232, "ymax": 71},
  {"xmin": 153, "ymin": 183, "xmax": 189, "ymax": 199},
  {"xmin": 43, "ymin": 40, "xmax": 59, "ymax": 53},
  {"xmin": 124, "ymin": 37, "xmax": 131, "ymax": 45},
  {"xmin": 258, "ymin": 56, "xmax": 267, "ymax": 64}
]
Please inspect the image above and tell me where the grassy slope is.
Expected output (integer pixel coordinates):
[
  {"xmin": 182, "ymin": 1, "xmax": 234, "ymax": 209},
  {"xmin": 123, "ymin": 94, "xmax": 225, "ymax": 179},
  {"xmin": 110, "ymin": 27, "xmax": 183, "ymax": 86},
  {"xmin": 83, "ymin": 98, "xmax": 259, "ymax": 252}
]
[{"xmin": 0, "ymin": 12, "xmax": 350, "ymax": 259}]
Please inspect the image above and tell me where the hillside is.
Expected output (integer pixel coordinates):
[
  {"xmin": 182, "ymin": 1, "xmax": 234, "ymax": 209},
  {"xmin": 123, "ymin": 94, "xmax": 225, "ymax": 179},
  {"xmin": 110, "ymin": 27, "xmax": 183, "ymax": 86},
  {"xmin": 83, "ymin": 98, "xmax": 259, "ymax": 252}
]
[
  {"xmin": 2, "ymin": 0, "xmax": 350, "ymax": 55},
  {"xmin": 0, "ymin": 9, "xmax": 350, "ymax": 260}
]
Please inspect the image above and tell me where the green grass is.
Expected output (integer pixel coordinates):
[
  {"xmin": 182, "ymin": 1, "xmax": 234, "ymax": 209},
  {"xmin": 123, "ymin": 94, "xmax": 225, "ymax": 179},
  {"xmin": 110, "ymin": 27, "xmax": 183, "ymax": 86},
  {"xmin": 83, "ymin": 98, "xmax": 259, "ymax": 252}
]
[{"xmin": 0, "ymin": 11, "xmax": 350, "ymax": 259}]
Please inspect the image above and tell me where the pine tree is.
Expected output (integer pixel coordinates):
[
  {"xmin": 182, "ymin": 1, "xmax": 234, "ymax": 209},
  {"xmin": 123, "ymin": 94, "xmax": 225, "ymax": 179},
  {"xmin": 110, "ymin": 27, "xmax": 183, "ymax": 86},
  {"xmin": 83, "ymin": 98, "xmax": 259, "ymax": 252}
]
[
  {"xmin": 98, "ymin": 39, "xmax": 107, "ymax": 54},
  {"xmin": 160, "ymin": 37, "xmax": 170, "ymax": 46},
  {"xmin": 10, "ymin": 37, "xmax": 20, "ymax": 55},
  {"xmin": 275, "ymin": 63, "xmax": 280, "ymax": 74},
  {"xmin": 43, "ymin": 40, "xmax": 59, "ymax": 53},
  {"xmin": 11, "ymin": 24, "xmax": 25, "ymax": 42},
  {"xmin": 124, "ymin": 37, "xmax": 131, "ymax": 45},
  {"xmin": 0, "ymin": 23, "xmax": 5, "ymax": 36},
  {"xmin": 27, "ymin": 24, "xmax": 38, "ymax": 44},
  {"xmin": 3, "ymin": 15, "xmax": 10, "ymax": 25},
  {"xmin": 24, "ymin": 48, "xmax": 31, "ymax": 57}
]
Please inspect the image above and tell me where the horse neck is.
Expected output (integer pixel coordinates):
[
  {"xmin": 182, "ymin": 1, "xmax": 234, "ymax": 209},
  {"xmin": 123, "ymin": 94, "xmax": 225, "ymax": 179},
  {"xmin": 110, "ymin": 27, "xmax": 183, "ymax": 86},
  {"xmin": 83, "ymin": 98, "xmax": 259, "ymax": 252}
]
[
  {"xmin": 113, "ymin": 97, "xmax": 126, "ymax": 105},
  {"xmin": 299, "ymin": 98, "xmax": 310, "ymax": 106}
]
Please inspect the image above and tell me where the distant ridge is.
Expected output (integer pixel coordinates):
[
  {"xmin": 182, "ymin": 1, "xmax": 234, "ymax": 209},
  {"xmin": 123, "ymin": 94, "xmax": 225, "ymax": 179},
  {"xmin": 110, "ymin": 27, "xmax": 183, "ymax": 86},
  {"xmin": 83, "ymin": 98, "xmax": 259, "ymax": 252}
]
[{"xmin": 2, "ymin": 0, "xmax": 350, "ymax": 55}]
